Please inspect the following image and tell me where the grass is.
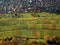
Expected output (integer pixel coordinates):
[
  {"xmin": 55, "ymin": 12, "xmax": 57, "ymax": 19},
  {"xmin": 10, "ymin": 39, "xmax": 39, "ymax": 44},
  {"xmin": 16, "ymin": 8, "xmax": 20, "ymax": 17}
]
[
  {"xmin": 20, "ymin": 13, "xmax": 32, "ymax": 18},
  {"xmin": 0, "ymin": 12, "xmax": 60, "ymax": 38}
]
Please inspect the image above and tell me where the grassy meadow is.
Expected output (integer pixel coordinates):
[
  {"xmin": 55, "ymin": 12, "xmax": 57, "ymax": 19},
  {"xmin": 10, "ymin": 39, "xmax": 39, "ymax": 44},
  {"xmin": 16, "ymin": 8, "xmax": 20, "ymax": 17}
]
[{"xmin": 0, "ymin": 12, "xmax": 60, "ymax": 39}]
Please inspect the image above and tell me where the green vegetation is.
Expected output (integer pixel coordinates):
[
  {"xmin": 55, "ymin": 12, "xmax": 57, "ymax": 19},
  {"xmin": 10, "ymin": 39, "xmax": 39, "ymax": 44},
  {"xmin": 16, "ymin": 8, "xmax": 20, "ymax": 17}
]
[
  {"xmin": 0, "ymin": 12, "xmax": 60, "ymax": 18},
  {"xmin": 0, "ymin": 12, "xmax": 60, "ymax": 38}
]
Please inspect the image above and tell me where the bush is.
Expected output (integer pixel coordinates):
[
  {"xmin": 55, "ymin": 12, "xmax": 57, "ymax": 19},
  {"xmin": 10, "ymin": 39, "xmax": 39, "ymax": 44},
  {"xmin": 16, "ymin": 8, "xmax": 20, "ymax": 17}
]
[{"xmin": 46, "ymin": 36, "xmax": 60, "ymax": 45}]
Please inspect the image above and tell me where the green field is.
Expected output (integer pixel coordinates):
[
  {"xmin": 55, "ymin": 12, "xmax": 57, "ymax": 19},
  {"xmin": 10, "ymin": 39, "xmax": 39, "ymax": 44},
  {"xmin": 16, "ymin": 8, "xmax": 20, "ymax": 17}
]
[{"xmin": 0, "ymin": 12, "xmax": 60, "ymax": 38}]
